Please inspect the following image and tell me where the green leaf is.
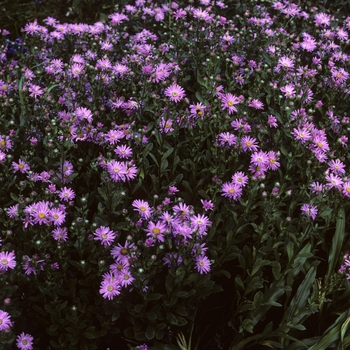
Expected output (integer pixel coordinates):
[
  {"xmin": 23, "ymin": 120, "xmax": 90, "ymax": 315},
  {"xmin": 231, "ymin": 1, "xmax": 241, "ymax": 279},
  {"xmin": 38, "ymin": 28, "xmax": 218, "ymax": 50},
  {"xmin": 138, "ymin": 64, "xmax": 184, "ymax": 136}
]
[
  {"xmin": 282, "ymin": 265, "xmax": 317, "ymax": 326},
  {"xmin": 145, "ymin": 293, "xmax": 163, "ymax": 301},
  {"xmin": 146, "ymin": 311, "xmax": 157, "ymax": 321},
  {"xmin": 309, "ymin": 310, "xmax": 350, "ymax": 350},
  {"xmin": 146, "ymin": 325, "xmax": 155, "ymax": 340},
  {"xmin": 326, "ymin": 207, "xmax": 345, "ymax": 283},
  {"xmin": 161, "ymin": 147, "xmax": 174, "ymax": 161},
  {"xmin": 160, "ymin": 158, "xmax": 169, "ymax": 174},
  {"xmin": 292, "ymin": 242, "xmax": 312, "ymax": 277},
  {"xmin": 148, "ymin": 152, "xmax": 159, "ymax": 167},
  {"xmin": 251, "ymin": 259, "xmax": 271, "ymax": 276}
]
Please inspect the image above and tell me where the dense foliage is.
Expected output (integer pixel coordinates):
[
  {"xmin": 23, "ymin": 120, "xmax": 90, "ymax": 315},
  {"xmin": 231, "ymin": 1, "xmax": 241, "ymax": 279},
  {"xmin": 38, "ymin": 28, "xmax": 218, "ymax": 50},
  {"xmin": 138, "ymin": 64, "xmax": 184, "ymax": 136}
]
[{"xmin": 1, "ymin": 0, "xmax": 350, "ymax": 349}]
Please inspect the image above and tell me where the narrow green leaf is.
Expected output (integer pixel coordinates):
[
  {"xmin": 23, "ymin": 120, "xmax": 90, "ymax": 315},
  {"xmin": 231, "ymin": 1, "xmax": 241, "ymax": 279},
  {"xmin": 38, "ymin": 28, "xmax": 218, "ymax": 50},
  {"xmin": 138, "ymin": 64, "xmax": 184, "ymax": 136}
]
[
  {"xmin": 145, "ymin": 293, "xmax": 162, "ymax": 301},
  {"xmin": 148, "ymin": 153, "xmax": 159, "ymax": 167},
  {"xmin": 160, "ymin": 159, "xmax": 169, "ymax": 174},
  {"xmin": 340, "ymin": 315, "xmax": 350, "ymax": 346},
  {"xmin": 309, "ymin": 311, "xmax": 350, "ymax": 350},
  {"xmin": 282, "ymin": 265, "xmax": 316, "ymax": 325},
  {"xmin": 326, "ymin": 207, "xmax": 345, "ymax": 283},
  {"xmin": 161, "ymin": 147, "xmax": 174, "ymax": 161},
  {"xmin": 292, "ymin": 242, "xmax": 312, "ymax": 277}
]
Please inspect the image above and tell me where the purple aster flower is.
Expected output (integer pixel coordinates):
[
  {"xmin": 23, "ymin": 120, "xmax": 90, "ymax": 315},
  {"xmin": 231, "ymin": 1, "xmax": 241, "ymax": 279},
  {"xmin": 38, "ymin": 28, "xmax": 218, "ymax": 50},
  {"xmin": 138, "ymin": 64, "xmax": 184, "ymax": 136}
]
[
  {"xmin": 276, "ymin": 56, "xmax": 294, "ymax": 71},
  {"xmin": 164, "ymin": 84, "xmax": 186, "ymax": 103},
  {"xmin": 99, "ymin": 273, "xmax": 121, "ymax": 300},
  {"xmin": 220, "ymin": 93, "xmax": 240, "ymax": 115},
  {"xmin": 111, "ymin": 242, "xmax": 134, "ymax": 264},
  {"xmin": 218, "ymin": 132, "xmax": 236, "ymax": 147},
  {"xmin": 309, "ymin": 181, "xmax": 324, "ymax": 195},
  {"xmin": 168, "ymin": 186, "xmax": 179, "ymax": 195},
  {"xmin": 195, "ymin": 255, "xmax": 211, "ymax": 274},
  {"xmin": 200, "ymin": 199, "xmax": 214, "ymax": 211},
  {"xmin": 125, "ymin": 165, "xmax": 138, "ymax": 180},
  {"xmin": 49, "ymin": 207, "xmax": 66, "ymax": 226},
  {"xmin": 107, "ymin": 160, "xmax": 127, "ymax": 182},
  {"xmin": 291, "ymin": 127, "xmax": 312, "ymax": 143},
  {"xmin": 52, "ymin": 227, "xmax": 68, "ymax": 242},
  {"xmin": 159, "ymin": 118, "xmax": 174, "ymax": 133},
  {"xmin": 94, "ymin": 226, "xmax": 116, "ymax": 246},
  {"xmin": 22, "ymin": 255, "xmax": 45, "ymax": 275},
  {"xmin": 251, "ymin": 151, "xmax": 269, "ymax": 167},
  {"xmin": 328, "ymin": 159, "xmax": 346, "ymax": 175},
  {"xmin": 71, "ymin": 63, "xmax": 84, "ymax": 78},
  {"xmin": 268, "ymin": 115, "xmax": 278, "ymax": 128},
  {"xmin": 58, "ymin": 187, "xmax": 75, "ymax": 202},
  {"xmin": 114, "ymin": 145, "xmax": 133, "ymax": 159},
  {"xmin": 248, "ymin": 99, "xmax": 264, "ymax": 110},
  {"xmin": 12, "ymin": 159, "xmax": 30, "ymax": 174},
  {"xmin": 75, "ymin": 107, "xmax": 93, "ymax": 123},
  {"xmin": 193, "ymin": 8, "xmax": 212, "ymax": 21},
  {"xmin": 0, "ymin": 150, "xmax": 5, "ymax": 163},
  {"xmin": 173, "ymin": 202, "xmax": 191, "ymax": 219},
  {"xmin": 136, "ymin": 344, "xmax": 148, "ymax": 350},
  {"xmin": 266, "ymin": 151, "xmax": 280, "ymax": 171},
  {"xmin": 301, "ymin": 203, "xmax": 318, "ymax": 220},
  {"xmin": 231, "ymin": 171, "xmax": 249, "ymax": 187},
  {"xmin": 28, "ymin": 84, "xmax": 43, "ymax": 98},
  {"xmin": 0, "ymin": 251, "xmax": 16, "ymax": 271},
  {"xmin": 190, "ymin": 214, "xmax": 211, "ymax": 235},
  {"xmin": 145, "ymin": 221, "xmax": 167, "ymax": 242},
  {"xmin": 32, "ymin": 201, "xmax": 51, "ymax": 225},
  {"xmin": 163, "ymin": 252, "xmax": 183, "ymax": 268},
  {"xmin": 314, "ymin": 13, "xmax": 331, "ymax": 27},
  {"xmin": 0, "ymin": 310, "xmax": 11, "ymax": 331},
  {"xmin": 132, "ymin": 199, "xmax": 151, "ymax": 219},
  {"xmin": 7, "ymin": 204, "xmax": 19, "ymax": 218},
  {"xmin": 16, "ymin": 332, "xmax": 34, "ymax": 350},
  {"xmin": 221, "ymin": 182, "xmax": 243, "ymax": 201},
  {"xmin": 241, "ymin": 136, "xmax": 259, "ymax": 152},
  {"xmin": 119, "ymin": 270, "xmax": 135, "ymax": 287},
  {"xmin": 325, "ymin": 173, "xmax": 343, "ymax": 189},
  {"xmin": 342, "ymin": 182, "xmax": 350, "ymax": 198}
]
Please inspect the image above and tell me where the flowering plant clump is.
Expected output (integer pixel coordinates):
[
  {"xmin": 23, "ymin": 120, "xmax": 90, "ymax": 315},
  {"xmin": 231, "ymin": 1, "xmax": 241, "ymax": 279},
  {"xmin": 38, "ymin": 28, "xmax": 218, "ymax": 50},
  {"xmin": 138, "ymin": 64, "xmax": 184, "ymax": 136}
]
[{"xmin": 1, "ymin": 0, "xmax": 350, "ymax": 349}]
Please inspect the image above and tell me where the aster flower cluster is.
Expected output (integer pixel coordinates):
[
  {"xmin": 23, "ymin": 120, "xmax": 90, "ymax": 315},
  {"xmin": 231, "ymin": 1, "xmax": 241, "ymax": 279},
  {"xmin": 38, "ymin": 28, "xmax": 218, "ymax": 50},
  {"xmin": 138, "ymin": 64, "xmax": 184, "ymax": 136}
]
[
  {"xmin": 98, "ymin": 197, "xmax": 212, "ymax": 300},
  {"xmin": 0, "ymin": 0, "xmax": 350, "ymax": 347}
]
